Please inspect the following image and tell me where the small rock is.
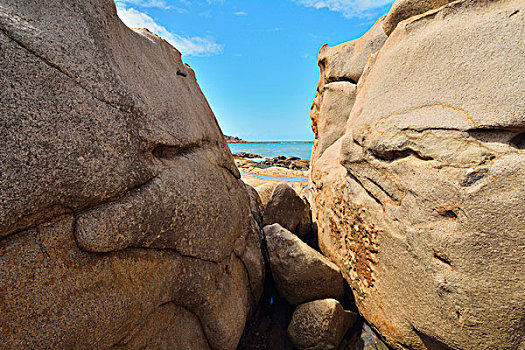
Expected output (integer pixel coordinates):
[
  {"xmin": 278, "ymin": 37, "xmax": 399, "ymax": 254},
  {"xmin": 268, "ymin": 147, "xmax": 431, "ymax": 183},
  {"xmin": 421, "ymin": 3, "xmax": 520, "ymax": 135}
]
[
  {"xmin": 235, "ymin": 158, "xmax": 257, "ymax": 169},
  {"xmin": 263, "ymin": 224, "xmax": 345, "ymax": 305},
  {"xmin": 233, "ymin": 152, "xmax": 262, "ymax": 159},
  {"xmin": 287, "ymin": 299, "xmax": 356, "ymax": 350},
  {"xmin": 263, "ymin": 183, "xmax": 312, "ymax": 238},
  {"xmin": 255, "ymin": 182, "xmax": 286, "ymax": 207},
  {"xmin": 258, "ymin": 156, "xmax": 310, "ymax": 171}
]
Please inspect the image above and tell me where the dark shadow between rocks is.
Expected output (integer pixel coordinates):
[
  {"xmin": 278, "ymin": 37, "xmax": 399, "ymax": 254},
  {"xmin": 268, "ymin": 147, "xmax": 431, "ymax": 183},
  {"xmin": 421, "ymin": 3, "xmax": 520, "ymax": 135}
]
[
  {"xmin": 236, "ymin": 265, "xmax": 294, "ymax": 349},
  {"xmin": 237, "ymin": 232, "xmax": 294, "ymax": 350},
  {"xmin": 414, "ymin": 330, "xmax": 454, "ymax": 350}
]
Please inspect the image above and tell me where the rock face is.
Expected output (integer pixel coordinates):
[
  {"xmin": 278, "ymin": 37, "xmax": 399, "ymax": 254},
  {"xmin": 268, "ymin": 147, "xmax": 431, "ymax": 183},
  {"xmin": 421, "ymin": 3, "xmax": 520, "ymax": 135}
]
[
  {"xmin": 288, "ymin": 299, "xmax": 357, "ymax": 350},
  {"xmin": 263, "ymin": 183, "xmax": 312, "ymax": 237},
  {"xmin": 310, "ymin": 1, "xmax": 525, "ymax": 350},
  {"xmin": 382, "ymin": 0, "xmax": 455, "ymax": 35},
  {"xmin": 0, "ymin": 1, "xmax": 263, "ymax": 349},
  {"xmin": 311, "ymin": 16, "xmax": 387, "ymax": 163},
  {"xmin": 264, "ymin": 224, "xmax": 345, "ymax": 305}
]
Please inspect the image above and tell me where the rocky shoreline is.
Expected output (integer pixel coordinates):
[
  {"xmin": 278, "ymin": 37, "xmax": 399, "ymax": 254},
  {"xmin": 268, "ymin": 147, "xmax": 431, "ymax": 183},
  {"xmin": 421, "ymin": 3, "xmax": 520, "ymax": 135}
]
[{"xmin": 233, "ymin": 153, "xmax": 310, "ymax": 198}]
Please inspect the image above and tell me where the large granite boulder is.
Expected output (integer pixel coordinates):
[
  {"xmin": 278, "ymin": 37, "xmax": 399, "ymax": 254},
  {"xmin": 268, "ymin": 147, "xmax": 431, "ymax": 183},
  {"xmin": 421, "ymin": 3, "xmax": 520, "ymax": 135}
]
[
  {"xmin": 310, "ymin": 1, "xmax": 525, "ymax": 349},
  {"xmin": 0, "ymin": 1, "xmax": 263, "ymax": 349}
]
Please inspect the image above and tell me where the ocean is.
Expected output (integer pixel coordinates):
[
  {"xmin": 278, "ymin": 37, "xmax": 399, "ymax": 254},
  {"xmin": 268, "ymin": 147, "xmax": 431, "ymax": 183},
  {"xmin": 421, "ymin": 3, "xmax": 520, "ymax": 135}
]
[{"xmin": 228, "ymin": 141, "xmax": 314, "ymax": 160}]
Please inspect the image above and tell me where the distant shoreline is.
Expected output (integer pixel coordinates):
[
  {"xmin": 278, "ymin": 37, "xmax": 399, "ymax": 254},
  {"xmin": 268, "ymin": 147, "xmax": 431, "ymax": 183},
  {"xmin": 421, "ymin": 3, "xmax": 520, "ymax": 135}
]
[{"xmin": 225, "ymin": 134, "xmax": 313, "ymax": 144}]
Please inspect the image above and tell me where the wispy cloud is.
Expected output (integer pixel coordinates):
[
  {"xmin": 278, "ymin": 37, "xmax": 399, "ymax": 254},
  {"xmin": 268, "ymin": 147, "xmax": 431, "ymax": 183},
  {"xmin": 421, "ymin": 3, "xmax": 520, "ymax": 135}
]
[
  {"xmin": 116, "ymin": 0, "xmax": 173, "ymax": 10},
  {"xmin": 293, "ymin": 0, "xmax": 394, "ymax": 18},
  {"xmin": 116, "ymin": 6, "xmax": 224, "ymax": 56},
  {"xmin": 234, "ymin": 11, "xmax": 248, "ymax": 16}
]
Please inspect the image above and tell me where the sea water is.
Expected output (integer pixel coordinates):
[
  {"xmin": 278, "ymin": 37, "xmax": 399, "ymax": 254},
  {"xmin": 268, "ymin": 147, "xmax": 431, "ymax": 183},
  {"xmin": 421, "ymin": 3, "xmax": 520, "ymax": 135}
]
[{"xmin": 228, "ymin": 141, "xmax": 313, "ymax": 160}]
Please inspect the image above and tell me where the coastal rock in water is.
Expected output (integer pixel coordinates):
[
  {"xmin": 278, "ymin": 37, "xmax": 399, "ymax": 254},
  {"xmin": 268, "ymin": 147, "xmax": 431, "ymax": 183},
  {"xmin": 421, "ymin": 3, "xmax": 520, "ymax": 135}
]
[
  {"xmin": 263, "ymin": 224, "xmax": 345, "ymax": 305},
  {"xmin": 263, "ymin": 183, "xmax": 312, "ymax": 237},
  {"xmin": 0, "ymin": 1, "xmax": 263, "ymax": 349},
  {"xmin": 258, "ymin": 156, "xmax": 310, "ymax": 171},
  {"xmin": 382, "ymin": 0, "xmax": 455, "ymax": 35},
  {"xmin": 234, "ymin": 158, "xmax": 258, "ymax": 169},
  {"xmin": 233, "ymin": 152, "xmax": 262, "ymax": 159},
  {"xmin": 226, "ymin": 135, "xmax": 248, "ymax": 143},
  {"xmin": 287, "ymin": 299, "xmax": 357, "ymax": 350},
  {"xmin": 310, "ymin": 1, "xmax": 525, "ymax": 349}
]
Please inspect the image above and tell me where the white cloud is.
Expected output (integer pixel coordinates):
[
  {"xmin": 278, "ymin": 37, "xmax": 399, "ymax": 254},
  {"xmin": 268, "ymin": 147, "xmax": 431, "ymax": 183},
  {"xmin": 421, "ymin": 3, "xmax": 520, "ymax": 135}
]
[
  {"xmin": 234, "ymin": 11, "xmax": 248, "ymax": 16},
  {"xmin": 294, "ymin": 0, "xmax": 394, "ymax": 18},
  {"xmin": 115, "ymin": 6, "xmax": 224, "ymax": 56},
  {"xmin": 116, "ymin": 0, "xmax": 173, "ymax": 10}
]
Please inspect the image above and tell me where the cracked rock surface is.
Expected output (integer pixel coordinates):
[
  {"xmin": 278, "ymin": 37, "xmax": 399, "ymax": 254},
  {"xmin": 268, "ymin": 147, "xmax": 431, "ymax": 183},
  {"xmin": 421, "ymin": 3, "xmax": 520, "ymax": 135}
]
[
  {"xmin": 310, "ymin": 1, "xmax": 525, "ymax": 349},
  {"xmin": 0, "ymin": 0, "xmax": 263, "ymax": 348}
]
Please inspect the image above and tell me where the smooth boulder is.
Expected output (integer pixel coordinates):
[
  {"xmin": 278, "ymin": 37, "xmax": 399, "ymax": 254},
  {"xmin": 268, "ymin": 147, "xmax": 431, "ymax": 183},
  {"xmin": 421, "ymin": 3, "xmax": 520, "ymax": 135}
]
[
  {"xmin": 263, "ymin": 224, "xmax": 345, "ymax": 305},
  {"xmin": 255, "ymin": 181, "xmax": 286, "ymax": 207},
  {"xmin": 287, "ymin": 299, "xmax": 356, "ymax": 350},
  {"xmin": 263, "ymin": 183, "xmax": 312, "ymax": 238},
  {"xmin": 310, "ymin": 1, "xmax": 525, "ymax": 349}
]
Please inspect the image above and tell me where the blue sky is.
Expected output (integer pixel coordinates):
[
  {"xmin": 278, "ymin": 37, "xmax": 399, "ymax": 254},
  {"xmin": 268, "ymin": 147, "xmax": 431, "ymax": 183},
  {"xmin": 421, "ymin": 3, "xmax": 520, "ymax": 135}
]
[{"xmin": 115, "ymin": 0, "xmax": 394, "ymax": 141}]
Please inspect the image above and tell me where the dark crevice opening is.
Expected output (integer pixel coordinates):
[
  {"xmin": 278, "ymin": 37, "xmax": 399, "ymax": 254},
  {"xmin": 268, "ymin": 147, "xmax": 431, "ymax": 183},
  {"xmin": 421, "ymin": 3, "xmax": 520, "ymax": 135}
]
[
  {"xmin": 371, "ymin": 148, "xmax": 434, "ymax": 162},
  {"xmin": 151, "ymin": 142, "xmax": 201, "ymax": 160},
  {"xmin": 436, "ymin": 209, "xmax": 458, "ymax": 220},
  {"xmin": 326, "ymin": 75, "xmax": 358, "ymax": 85},
  {"xmin": 346, "ymin": 170, "xmax": 384, "ymax": 207},
  {"xmin": 433, "ymin": 250, "xmax": 453, "ymax": 267},
  {"xmin": 509, "ymin": 132, "xmax": 525, "ymax": 149}
]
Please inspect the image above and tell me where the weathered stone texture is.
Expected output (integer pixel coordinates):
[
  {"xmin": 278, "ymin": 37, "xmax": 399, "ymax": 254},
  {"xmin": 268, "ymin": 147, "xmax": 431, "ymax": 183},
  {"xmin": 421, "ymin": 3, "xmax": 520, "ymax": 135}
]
[
  {"xmin": 382, "ymin": 0, "xmax": 455, "ymax": 35},
  {"xmin": 310, "ymin": 1, "xmax": 525, "ymax": 349},
  {"xmin": 0, "ymin": 0, "xmax": 263, "ymax": 349}
]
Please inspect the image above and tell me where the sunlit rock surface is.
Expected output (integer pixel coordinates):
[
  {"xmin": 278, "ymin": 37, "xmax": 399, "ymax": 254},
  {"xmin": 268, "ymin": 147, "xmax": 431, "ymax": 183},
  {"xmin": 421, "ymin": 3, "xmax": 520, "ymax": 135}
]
[
  {"xmin": 0, "ymin": 0, "xmax": 264, "ymax": 348},
  {"xmin": 310, "ymin": 0, "xmax": 525, "ymax": 349}
]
